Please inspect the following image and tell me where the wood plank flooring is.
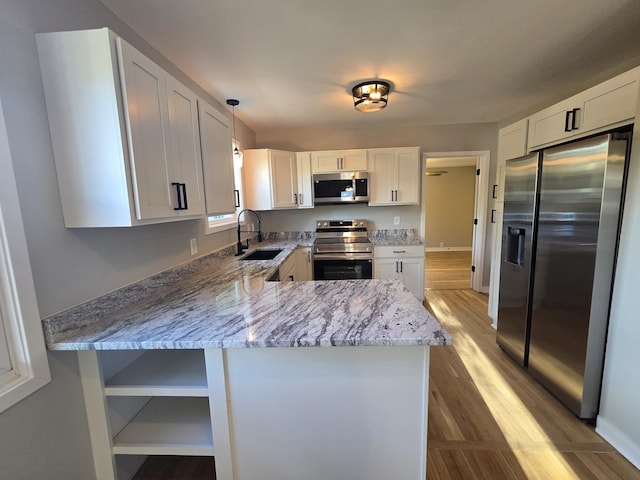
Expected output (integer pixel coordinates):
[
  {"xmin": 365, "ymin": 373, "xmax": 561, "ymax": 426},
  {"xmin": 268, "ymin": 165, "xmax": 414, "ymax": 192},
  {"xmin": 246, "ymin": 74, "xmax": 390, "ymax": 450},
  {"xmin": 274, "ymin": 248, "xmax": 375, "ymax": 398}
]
[
  {"xmin": 130, "ymin": 286, "xmax": 640, "ymax": 480},
  {"xmin": 426, "ymin": 250, "xmax": 472, "ymax": 290},
  {"xmin": 425, "ymin": 288, "xmax": 640, "ymax": 480}
]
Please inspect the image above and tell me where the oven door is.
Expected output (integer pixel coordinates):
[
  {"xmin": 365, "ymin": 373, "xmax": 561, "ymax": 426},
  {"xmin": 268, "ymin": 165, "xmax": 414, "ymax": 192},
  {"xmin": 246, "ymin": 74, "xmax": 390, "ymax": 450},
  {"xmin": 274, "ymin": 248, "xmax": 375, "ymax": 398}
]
[{"xmin": 313, "ymin": 256, "xmax": 373, "ymax": 280}]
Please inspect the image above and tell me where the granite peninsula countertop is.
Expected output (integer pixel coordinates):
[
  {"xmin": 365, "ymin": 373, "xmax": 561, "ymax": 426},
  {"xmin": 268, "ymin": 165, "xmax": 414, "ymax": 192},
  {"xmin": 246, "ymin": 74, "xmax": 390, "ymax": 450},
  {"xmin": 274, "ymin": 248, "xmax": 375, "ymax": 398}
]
[{"xmin": 42, "ymin": 233, "xmax": 449, "ymax": 351}]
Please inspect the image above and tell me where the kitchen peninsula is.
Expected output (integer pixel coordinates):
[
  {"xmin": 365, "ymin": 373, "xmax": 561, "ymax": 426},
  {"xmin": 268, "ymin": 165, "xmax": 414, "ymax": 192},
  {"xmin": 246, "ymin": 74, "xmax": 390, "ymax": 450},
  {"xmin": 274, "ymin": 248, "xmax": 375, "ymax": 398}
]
[{"xmin": 43, "ymin": 239, "xmax": 451, "ymax": 480}]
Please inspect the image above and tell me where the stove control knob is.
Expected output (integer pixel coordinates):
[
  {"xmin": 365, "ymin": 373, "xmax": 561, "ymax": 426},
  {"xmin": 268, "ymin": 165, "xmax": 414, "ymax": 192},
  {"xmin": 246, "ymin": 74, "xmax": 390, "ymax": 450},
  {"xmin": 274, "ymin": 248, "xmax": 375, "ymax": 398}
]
[
  {"xmin": 317, "ymin": 222, "xmax": 322, "ymax": 227},
  {"xmin": 359, "ymin": 221, "xmax": 364, "ymax": 226},
  {"xmin": 323, "ymin": 222, "xmax": 329, "ymax": 227}
]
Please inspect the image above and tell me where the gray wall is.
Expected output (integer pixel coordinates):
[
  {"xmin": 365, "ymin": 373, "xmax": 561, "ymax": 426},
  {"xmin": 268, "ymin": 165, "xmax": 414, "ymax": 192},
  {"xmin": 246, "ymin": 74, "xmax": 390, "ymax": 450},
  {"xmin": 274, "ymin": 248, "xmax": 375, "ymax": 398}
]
[
  {"xmin": 0, "ymin": 1, "xmax": 254, "ymax": 478},
  {"xmin": 256, "ymin": 122, "xmax": 498, "ymax": 286}
]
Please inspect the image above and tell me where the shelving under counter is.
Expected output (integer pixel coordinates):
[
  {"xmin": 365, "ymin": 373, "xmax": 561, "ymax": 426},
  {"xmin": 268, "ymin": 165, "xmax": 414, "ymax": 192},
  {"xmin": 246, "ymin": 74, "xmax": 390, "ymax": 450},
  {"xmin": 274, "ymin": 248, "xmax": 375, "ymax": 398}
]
[{"xmin": 45, "ymin": 240, "xmax": 450, "ymax": 480}]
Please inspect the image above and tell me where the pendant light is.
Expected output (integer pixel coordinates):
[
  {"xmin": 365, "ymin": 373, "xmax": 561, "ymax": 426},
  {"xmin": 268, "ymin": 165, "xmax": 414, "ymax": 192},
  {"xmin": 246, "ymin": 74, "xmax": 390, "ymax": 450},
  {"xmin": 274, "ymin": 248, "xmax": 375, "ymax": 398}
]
[{"xmin": 226, "ymin": 99, "xmax": 243, "ymax": 168}]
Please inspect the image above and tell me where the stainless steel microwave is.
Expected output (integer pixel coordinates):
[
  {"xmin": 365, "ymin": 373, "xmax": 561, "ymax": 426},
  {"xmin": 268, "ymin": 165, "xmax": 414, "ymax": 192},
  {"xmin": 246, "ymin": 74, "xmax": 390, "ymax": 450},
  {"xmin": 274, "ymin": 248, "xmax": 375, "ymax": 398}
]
[{"xmin": 312, "ymin": 172, "xmax": 369, "ymax": 204}]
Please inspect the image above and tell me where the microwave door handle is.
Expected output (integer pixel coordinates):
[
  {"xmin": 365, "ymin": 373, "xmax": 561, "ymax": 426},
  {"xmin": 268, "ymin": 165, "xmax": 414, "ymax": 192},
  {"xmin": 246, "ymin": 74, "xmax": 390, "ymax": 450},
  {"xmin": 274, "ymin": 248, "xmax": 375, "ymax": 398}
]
[{"xmin": 352, "ymin": 178, "xmax": 356, "ymax": 200}]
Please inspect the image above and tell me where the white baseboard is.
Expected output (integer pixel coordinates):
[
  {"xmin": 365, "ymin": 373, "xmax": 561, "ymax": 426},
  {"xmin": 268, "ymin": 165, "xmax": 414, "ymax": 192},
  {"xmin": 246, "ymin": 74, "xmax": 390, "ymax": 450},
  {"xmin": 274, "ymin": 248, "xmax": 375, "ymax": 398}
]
[
  {"xmin": 425, "ymin": 247, "xmax": 473, "ymax": 252},
  {"xmin": 596, "ymin": 416, "xmax": 640, "ymax": 469}
]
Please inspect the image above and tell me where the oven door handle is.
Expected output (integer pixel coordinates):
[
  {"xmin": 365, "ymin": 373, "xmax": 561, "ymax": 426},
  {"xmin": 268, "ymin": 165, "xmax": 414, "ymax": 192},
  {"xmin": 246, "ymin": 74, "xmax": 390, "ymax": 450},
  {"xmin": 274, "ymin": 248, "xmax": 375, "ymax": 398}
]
[{"xmin": 313, "ymin": 254, "xmax": 373, "ymax": 261}]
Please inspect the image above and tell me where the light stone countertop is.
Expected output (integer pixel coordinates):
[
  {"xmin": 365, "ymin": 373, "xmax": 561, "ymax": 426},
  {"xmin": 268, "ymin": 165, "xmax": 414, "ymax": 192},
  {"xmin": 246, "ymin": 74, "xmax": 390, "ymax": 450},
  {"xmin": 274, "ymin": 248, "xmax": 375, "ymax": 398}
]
[
  {"xmin": 42, "ymin": 235, "xmax": 450, "ymax": 351},
  {"xmin": 369, "ymin": 229, "xmax": 425, "ymax": 246}
]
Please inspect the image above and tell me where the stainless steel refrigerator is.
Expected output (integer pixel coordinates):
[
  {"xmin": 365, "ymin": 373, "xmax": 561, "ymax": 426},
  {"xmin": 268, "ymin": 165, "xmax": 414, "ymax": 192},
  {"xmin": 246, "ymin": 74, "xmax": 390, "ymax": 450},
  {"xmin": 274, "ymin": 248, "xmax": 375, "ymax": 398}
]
[{"xmin": 497, "ymin": 128, "xmax": 631, "ymax": 420}]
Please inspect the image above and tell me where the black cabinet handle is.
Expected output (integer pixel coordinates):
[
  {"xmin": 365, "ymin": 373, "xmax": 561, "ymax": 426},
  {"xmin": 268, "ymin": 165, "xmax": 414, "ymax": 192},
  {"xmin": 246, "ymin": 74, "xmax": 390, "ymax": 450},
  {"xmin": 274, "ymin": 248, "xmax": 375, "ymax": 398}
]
[
  {"xmin": 564, "ymin": 110, "xmax": 572, "ymax": 132},
  {"xmin": 491, "ymin": 209, "xmax": 496, "ymax": 224},
  {"xmin": 172, "ymin": 183, "xmax": 188, "ymax": 210},
  {"xmin": 400, "ymin": 261, "xmax": 403, "ymax": 273},
  {"xmin": 571, "ymin": 108, "xmax": 580, "ymax": 130},
  {"xmin": 492, "ymin": 184, "xmax": 498, "ymax": 199},
  {"xmin": 181, "ymin": 183, "xmax": 188, "ymax": 210},
  {"xmin": 234, "ymin": 189, "xmax": 240, "ymax": 208}
]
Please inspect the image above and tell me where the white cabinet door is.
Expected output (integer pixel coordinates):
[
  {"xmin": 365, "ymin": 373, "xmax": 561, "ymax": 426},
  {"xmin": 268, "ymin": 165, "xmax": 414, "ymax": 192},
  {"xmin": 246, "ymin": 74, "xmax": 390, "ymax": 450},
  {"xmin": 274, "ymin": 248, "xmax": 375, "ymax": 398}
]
[
  {"xmin": 166, "ymin": 76, "xmax": 205, "ymax": 216},
  {"xmin": 369, "ymin": 147, "xmax": 420, "ymax": 206},
  {"xmin": 197, "ymin": 100, "xmax": 235, "ymax": 215},
  {"xmin": 373, "ymin": 259, "xmax": 398, "ymax": 281},
  {"xmin": 270, "ymin": 150, "xmax": 298, "ymax": 209},
  {"xmin": 295, "ymin": 248, "xmax": 313, "ymax": 281},
  {"xmin": 296, "ymin": 153, "xmax": 313, "ymax": 208},
  {"xmin": 341, "ymin": 150, "xmax": 368, "ymax": 171},
  {"xmin": 395, "ymin": 147, "xmax": 420, "ymax": 204},
  {"xmin": 527, "ymin": 67, "xmax": 639, "ymax": 150},
  {"xmin": 369, "ymin": 149, "xmax": 395, "ymax": 205},
  {"xmin": 496, "ymin": 120, "xmax": 528, "ymax": 202},
  {"xmin": 398, "ymin": 258, "xmax": 424, "ymax": 300},
  {"xmin": 311, "ymin": 150, "xmax": 367, "ymax": 172},
  {"xmin": 117, "ymin": 37, "xmax": 173, "ymax": 220}
]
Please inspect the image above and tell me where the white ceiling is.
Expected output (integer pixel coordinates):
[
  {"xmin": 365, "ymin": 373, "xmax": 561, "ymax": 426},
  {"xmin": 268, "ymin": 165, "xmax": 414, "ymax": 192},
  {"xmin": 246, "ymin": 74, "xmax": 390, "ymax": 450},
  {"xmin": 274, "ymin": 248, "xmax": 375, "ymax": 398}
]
[{"xmin": 100, "ymin": 0, "xmax": 640, "ymax": 132}]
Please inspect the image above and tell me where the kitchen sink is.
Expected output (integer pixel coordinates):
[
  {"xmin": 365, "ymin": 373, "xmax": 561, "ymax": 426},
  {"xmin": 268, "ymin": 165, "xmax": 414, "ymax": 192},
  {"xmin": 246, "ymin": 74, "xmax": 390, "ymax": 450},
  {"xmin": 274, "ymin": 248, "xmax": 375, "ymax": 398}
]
[{"xmin": 240, "ymin": 249, "xmax": 283, "ymax": 261}]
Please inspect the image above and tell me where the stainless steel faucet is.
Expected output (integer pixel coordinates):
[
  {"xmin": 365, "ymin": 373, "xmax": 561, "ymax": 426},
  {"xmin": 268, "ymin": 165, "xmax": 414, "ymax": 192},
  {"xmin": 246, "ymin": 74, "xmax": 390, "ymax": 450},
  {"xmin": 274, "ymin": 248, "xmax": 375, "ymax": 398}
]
[{"xmin": 236, "ymin": 209, "xmax": 263, "ymax": 256}]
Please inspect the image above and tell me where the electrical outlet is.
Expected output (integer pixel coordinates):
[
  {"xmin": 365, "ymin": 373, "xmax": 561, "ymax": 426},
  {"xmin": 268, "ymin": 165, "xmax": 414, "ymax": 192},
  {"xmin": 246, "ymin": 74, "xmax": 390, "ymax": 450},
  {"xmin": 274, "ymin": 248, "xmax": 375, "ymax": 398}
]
[
  {"xmin": 394, "ymin": 216, "xmax": 400, "ymax": 226},
  {"xmin": 190, "ymin": 238, "xmax": 198, "ymax": 256}
]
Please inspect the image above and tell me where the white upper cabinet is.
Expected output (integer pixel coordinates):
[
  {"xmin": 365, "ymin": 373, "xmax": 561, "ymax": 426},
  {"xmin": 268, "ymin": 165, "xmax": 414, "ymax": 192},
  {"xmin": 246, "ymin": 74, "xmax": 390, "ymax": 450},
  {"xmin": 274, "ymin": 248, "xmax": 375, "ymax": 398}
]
[
  {"xmin": 165, "ymin": 75, "xmax": 206, "ymax": 216},
  {"xmin": 369, "ymin": 147, "xmax": 420, "ymax": 206},
  {"xmin": 495, "ymin": 119, "xmax": 528, "ymax": 202},
  {"xmin": 244, "ymin": 149, "xmax": 300, "ymax": 210},
  {"xmin": 197, "ymin": 99, "xmax": 236, "ymax": 215},
  {"xmin": 527, "ymin": 67, "xmax": 639, "ymax": 150},
  {"xmin": 36, "ymin": 28, "xmax": 204, "ymax": 227},
  {"xmin": 311, "ymin": 149, "xmax": 367, "ymax": 173},
  {"xmin": 296, "ymin": 152, "xmax": 314, "ymax": 208}
]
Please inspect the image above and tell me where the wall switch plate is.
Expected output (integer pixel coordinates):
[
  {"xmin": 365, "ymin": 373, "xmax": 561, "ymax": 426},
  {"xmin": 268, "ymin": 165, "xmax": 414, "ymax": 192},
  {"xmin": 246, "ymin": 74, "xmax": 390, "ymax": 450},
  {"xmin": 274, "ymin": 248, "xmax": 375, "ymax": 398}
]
[
  {"xmin": 394, "ymin": 216, "xmax": 400, "ymax": 225},
  {"xmin": 190, "ymin": 238, "xmax": 198, "ymax": 255}
]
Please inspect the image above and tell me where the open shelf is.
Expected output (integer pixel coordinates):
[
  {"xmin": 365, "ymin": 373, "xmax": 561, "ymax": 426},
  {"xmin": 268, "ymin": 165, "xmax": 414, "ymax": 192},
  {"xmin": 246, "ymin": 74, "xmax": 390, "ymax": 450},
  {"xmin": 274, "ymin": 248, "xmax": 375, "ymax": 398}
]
[
  {"xmin": 105, "ymin": 350, "xmax": 208, "ymax": 397},
  {"xmin": 112, "ymin": 397, "xmax": 214, "ymax": 456}
]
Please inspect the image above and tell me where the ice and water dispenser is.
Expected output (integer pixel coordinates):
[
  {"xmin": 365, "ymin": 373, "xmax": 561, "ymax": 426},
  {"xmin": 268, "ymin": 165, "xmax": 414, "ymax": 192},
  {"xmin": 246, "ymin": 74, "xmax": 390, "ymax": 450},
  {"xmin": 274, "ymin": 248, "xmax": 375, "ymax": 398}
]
[{"xmin": 505, "ymin": 226, "xmax": 526, "ymax": 266}]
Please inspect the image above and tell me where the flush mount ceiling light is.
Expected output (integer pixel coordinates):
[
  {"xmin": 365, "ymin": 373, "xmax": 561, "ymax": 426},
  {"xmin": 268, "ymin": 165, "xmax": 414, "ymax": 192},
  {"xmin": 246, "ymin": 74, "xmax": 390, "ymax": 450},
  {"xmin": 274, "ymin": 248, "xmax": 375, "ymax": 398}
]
[
  {"xmin": 352, "ymin": 81, "xmax": 390, "ymax": 113},
  {"xmin": 226, "ymin": 99, "xmax": 243, "ymax": 167}
]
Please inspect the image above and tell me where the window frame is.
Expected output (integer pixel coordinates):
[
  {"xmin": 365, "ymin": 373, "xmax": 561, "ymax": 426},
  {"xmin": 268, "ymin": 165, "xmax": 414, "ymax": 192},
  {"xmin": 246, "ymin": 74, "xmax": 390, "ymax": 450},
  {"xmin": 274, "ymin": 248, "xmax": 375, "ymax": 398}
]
[{"xmin": 0, "ymin": 98, "xmax": 50, "ymax": 413}]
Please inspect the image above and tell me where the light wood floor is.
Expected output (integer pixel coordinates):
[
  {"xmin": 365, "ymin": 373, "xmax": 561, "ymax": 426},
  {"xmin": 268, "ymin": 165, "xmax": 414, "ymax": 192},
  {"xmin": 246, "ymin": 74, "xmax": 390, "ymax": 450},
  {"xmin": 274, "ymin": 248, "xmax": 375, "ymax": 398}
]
[
  {"xmin": 425, "ymin": 289, "xmax": 640, "ymax": 480},
  {"xmin": 426, "ymin": 250, "xmax": 472, "ymax": 290},
  {"xmin": 131, "ymin": 287, "xmax": 640, "ymax": 480}
]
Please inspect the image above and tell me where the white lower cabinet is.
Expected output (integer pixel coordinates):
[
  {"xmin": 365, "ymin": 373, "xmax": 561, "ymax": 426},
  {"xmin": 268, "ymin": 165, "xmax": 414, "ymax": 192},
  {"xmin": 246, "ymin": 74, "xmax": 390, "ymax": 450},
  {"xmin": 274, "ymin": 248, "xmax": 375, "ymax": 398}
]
[
  {"xmin": 295, "ymin": 247, "xmax": 314, "ymax": 280},
  {"xmin": 79, "ymin": 349, "xmax": 232, "ymax": 480},
  {"xmin": 374, "ymin": 246, "xmax": 425, "ymax": 300}
]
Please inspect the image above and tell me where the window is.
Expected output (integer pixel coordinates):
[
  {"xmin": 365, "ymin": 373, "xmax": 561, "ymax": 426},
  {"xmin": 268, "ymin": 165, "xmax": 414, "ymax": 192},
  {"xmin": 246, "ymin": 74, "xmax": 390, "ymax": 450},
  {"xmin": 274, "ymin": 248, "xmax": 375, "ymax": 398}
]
[
  {"xmin": 0, "ymin": 99, "xmax": 50, "ymax": 413},
  {"xmin": 205, "ymin": 139, "xmax": 245, "ymax": 234}
]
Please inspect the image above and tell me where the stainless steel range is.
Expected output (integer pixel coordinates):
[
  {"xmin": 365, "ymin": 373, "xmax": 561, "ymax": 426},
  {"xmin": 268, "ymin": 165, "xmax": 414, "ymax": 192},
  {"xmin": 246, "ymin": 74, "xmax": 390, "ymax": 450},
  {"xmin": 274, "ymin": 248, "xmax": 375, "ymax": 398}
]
[{"xmin": 313, "ymin": 219, "xmax": 373, "ymax": 280}]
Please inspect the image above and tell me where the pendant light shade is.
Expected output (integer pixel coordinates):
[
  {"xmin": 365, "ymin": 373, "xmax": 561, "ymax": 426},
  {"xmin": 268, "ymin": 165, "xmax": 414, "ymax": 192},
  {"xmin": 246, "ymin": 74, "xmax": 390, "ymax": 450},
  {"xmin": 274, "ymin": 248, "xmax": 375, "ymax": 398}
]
[
  {"xmin": 226, "ymin": 99, "xmax": 243, "ymax": 168},
  {"xmin": 352, "ymin": 81, "xmax": 390, "ymax": 112}
]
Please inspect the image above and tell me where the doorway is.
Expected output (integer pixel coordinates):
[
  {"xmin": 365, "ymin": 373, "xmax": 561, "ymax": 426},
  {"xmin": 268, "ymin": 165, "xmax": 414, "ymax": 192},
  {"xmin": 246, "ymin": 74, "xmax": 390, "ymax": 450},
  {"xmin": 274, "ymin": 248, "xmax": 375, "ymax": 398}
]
[{"xmin": 420, "ymin": 151, "xmax": 490, "ymax": 293}]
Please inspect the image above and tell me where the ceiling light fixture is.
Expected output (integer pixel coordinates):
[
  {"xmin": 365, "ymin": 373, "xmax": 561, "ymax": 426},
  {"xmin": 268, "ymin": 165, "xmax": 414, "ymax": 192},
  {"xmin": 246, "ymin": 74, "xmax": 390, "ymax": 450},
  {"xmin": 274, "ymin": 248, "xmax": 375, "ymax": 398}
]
[
  {"xmin": 226, "ymin": 99, "xmax": 243, "ymax": 167},
  {"xmin": 426, "ymin": 170, "xmax": 449, "ymax": 176},
  {"xmin": 352, "ymin": 81, "xmax": 390, "ymax": 113}
]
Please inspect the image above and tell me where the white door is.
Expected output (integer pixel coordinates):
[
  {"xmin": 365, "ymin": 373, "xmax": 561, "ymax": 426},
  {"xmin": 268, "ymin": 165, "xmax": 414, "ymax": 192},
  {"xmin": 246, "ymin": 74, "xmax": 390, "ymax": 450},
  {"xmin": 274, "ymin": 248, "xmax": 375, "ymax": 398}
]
[
  {"xmin": 373, "ymin": 259, "xmax": 398, "ymax": 281},
  {"xmin": 398, "ymin": 258, "xmax": 424, "ymax": 300},
  {"xmin": 311, "ymin": 151, "xmax": 341, "ymax": 172},
  {"xmin": 270, "ymin": 151, "xmax": 297, "ymax": 208},
  {"xmin": 166, "ymin": 76, "xmax": 205, "ymax": 216},
  {"xmin": 395, "ymin": 148, "xmax": 420, "ymax": 204},
  {"xmin": 296, "ymin": 153, "xmax": 313, "ymax": 208},
  {"xmin": 198, "ymin": 100, "xmax": 235, "ymax": 215},
  {"xmin": 369, "ymin": 149, "xmax": 395, "ymax": 206},
  {"xmin": 117, "ymin": 38, "xmax": 173, "ymax": 220}
]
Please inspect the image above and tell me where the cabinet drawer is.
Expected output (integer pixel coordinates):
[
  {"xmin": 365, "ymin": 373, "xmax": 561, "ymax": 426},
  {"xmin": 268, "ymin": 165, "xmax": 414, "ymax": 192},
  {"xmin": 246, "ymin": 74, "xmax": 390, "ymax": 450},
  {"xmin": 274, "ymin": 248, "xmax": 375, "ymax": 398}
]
[{"xmin": 374, "ymin": 245, "xmax": 424, "ymax": 258}]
